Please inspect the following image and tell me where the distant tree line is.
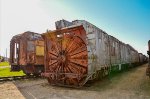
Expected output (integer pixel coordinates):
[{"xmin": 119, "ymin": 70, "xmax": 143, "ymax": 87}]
[{"xmin": 0, "ymin": 56, "xmax": 5, "ymax": 62}]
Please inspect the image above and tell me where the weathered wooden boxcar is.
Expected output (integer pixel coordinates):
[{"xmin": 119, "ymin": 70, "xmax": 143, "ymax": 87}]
[
  {"xmin": 10, "ymin": 31, "xmax": 44, "ymax": 76},
  {"xmin": 146, "ymin": 40, "xmax": 150, "ymax": 77},
  {"xmin": 42, "ymin": 20, "xmax": 142, "ymax": 87}
]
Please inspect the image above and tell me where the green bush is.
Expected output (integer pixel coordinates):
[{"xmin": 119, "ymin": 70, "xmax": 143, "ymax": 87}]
[
  {"xmin": 0, "ymin": 67, "xmax": 25, "ymax": 77},
  {"xmin": 0, "ymin": 62, "xmax": 9, "ymax": 66}
]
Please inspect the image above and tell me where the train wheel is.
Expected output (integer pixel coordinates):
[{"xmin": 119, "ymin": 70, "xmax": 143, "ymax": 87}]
[
  {"xmin": 26, "ymin": 73, "xmax": 31, "ymax": 76},
  {"xmin": 22, "ymin": 69, "xmax": 29, "ymax": 76},
  {"xmin": 47, "ymin": 78, "xmax": 51, "ymax": 84},
  {"xmin": 47, "ymin": 77, "xmax": 56, "ymax": 85},
  {"xmin": 33, "ymin": 73, "xmax": 40, "ymax": 77}
]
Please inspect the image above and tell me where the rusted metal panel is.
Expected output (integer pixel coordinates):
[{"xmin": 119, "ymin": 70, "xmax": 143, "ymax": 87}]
[
  {"xmin": 27, "ymin": 41, "xmax": 35, "ymax": 64},
  {"xmin": 72, "ymin": 20, "xmax": 110, "ymax": 74},
  {"xmin": 42, "ymin": 25, "xmax": 88, "ymax": 86},
  {"xmin": 126, "ymin": 44, "xmax": 139, "ymax": 64},
  {"xmin": 108, "ymin": 36, "xmax": 121, "ymax": 65},
  {"xmin": 120, "ymin": 42, "xmax": 129, "ymax": 64},
  {"xmin": 10, "ymin": 31, "xmax": 44, "ymax": 75},
  {"xmin": 19, "ymin": 39, "xmax": 26, "ymax": 65},
  {"xmin": 55, "ymin": 19, "xmax": 73, "ymax": 30}
]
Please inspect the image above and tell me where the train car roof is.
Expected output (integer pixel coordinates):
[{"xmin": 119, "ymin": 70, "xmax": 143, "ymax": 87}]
[
  {"xmin": 10, "ymin": 31, "xmax": 42, "ymax": 41},
  {"xmin": 42, "ymin": 25, "xmax": 84, "ymax": 37}
]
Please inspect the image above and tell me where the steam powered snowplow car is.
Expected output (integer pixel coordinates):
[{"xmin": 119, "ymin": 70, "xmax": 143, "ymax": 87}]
[{"xmin": 42, "ymin": 20, "xmax": 146, "ymax": 87}]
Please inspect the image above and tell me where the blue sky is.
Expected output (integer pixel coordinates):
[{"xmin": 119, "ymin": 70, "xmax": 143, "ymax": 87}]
[
  {"xmin": 0, "ymin": 0, "xmax": 150, "ymax": 56},
  {"xmin": 64, "ymin": 0, "xmax": 150, "ymax": 54}
]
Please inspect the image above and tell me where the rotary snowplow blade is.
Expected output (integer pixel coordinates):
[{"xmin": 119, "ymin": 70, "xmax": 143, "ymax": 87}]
[{"xmin": 42, "ymin": 25, "xmax": 88, "ymax": 87}]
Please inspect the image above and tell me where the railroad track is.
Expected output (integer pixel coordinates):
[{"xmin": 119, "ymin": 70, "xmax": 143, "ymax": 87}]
[{"xmin": 0, "ymin": 75, "xmax": 43, "ymax": 82}]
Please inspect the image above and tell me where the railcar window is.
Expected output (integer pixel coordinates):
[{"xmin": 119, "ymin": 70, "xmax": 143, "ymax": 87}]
[
  {"xmin": 34, "ymin": 34, "xmax": 41, "ymax": 39},
  {"xmin": 36, "ymin": 46, "xmax": 44, "ymax": 56},
  {"xmin": 27, "ymin": 41, "xmax": 35, "ymax": 51},
  {"xmin": 14, "ymin": 43, "xmax": 19, "ymax": 63}
]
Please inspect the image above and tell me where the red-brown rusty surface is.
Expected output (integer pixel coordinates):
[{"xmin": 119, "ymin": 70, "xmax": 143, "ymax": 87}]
[
  {"xmin": 10, "ymin": 32, "xmax": 44, "ymax": 74},
  {"xmin": 43, "ymin": 26, "xmax": 88, "ymax": 86}
]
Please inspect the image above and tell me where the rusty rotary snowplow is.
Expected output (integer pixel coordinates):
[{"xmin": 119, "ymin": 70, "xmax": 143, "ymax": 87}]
[{"xmin": 42, "ymin": 25, "xmax": 88, "ymax": 87}]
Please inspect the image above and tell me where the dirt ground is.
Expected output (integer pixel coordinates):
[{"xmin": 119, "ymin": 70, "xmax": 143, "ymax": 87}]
[
  {"xmin": 0, "ymin": 64, "xmax": 150, "ymax": 99},
  {"xmin": 0, "ymin": 81, "xmax": 25, "ymax": 99}
]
